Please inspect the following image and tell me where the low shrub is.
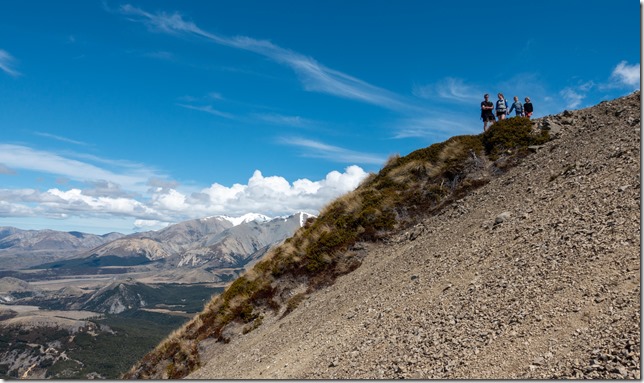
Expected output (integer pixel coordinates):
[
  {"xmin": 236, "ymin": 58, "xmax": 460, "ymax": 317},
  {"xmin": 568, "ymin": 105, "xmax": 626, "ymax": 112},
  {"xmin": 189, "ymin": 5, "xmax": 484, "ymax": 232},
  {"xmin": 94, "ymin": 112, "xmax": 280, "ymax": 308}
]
[
  {"xmin": 280, "ymin": 293, "xmax": 307, "ymax": 319},
  {"xmin": 482, "ymin": 117, "xmax": 549, "ymax": 158}
]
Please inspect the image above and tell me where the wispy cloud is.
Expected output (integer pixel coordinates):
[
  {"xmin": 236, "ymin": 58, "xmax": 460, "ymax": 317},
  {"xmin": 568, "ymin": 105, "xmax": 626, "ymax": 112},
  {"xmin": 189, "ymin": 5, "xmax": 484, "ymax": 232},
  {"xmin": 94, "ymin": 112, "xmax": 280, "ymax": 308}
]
[
  {"xmin": 254, "ymin": 113, "xmax": 317, "ymax": 128},
  {"xmin": 34, "ymin": 132, "xmax": 90, "ymax": 146},
  {"xmin": 118, "ymin": 5, "xmax": 419, "ymax": 113},
  {"xmin": 559, "ymin": 80, "xmax": 594, "ymax": 109},
  {"xmin": 560, "ymin": 61, "xmax": 639, "ymax": 110},
  {"xmin": 143, "ymin": 50, "xmax": 175, "ymax": 61},
  {"xmin": 280, "ymin": 137, "xmax": 385, "ymax": 165},
  {"xmin": 393, "ymin": 115, "xmax": 479, "ymax": 139},
  {"xmin": 0, "ymin": 144, "xmax": 160, "ymax": 192},
  {"xmin": 413, "ymin": 77, "xmax": 482, "ymax": 103},
  {"xmin": 0, "ymin": 49, "xmax": 21, "ymax": 77},
  {"xmin": 559, "ymin": 87, "xmax": 585, "ymax": 109},
  {"xmin": 176, "ymin": 103, "xmax": 235, "ymax": 119}
]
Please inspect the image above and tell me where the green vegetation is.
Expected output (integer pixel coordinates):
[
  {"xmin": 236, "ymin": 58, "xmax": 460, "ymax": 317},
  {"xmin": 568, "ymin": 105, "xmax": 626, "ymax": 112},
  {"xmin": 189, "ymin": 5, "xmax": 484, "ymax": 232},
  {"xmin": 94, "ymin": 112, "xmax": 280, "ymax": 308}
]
[
  {"xmin": 124, "ymin": 116, "xmax": 550, "ymax": 379},
  {"xmin": 482, "ymin": 117, "xmax": 549, "ymax": 159},
  {"xmin": 87, "ymin": 283, "xmax": 222, "ymax": 314},
  {"xmin": 0, "ymin": 283, "xmax": 223, "ymax": 379},
  {"xmin": 281, "ymin": 293, "xmax": 307, "ymax": 319},
  {"xmin": 0, "ymin": 312, "xmax": 189, "ymax": 379},
  {"xmin": 32, "ymin": 254, "xmax": 151, "ymax": 270},
  {"xmin": 75, "ymin": 313, "xmax": 188, "ymax": 378}
]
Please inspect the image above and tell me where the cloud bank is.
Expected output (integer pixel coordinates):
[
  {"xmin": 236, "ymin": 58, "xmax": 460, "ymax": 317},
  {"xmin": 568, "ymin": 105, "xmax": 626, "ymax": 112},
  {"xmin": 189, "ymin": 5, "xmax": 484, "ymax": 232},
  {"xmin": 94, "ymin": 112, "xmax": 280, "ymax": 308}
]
[{"xmin": 0, "ymin": 144, "xmax": 370, "ymax": 231}]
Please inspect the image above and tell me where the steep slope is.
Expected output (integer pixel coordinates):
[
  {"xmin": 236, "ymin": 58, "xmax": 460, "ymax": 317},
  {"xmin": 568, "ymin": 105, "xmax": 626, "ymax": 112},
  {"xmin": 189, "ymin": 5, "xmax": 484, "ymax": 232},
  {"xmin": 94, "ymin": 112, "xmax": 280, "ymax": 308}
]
[{"xmin": 125, "ymin": 91, "xmax": 640, "ymax": 379}]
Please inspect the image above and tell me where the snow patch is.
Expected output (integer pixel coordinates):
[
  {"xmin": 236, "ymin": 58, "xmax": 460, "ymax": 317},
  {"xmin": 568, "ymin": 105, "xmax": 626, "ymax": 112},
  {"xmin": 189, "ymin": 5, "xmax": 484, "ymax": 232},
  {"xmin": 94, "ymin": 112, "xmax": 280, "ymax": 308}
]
[
  {"xmin": 218, "ymin": 213, "xmax": 272, "ymax": 226},
  {"xmin": 297, "ymin": 212, "xmax": 316, "ymax": 227}
]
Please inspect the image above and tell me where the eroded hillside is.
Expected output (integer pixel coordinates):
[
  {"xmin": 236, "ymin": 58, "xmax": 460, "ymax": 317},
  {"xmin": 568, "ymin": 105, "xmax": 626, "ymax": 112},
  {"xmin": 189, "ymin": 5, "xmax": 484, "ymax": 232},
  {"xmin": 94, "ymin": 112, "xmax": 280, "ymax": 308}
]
[{"xmin": 126, "ymin": 91, "xmax": 640, "ymax": 379}]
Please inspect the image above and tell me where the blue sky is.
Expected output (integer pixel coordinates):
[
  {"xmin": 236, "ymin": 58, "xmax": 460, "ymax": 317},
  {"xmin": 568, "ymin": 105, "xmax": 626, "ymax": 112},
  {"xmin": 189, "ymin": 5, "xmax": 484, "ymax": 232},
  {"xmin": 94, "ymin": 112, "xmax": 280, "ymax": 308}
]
[{"xmin": 0, "ymin": 0, "xmax": 640, "ymax": 234}]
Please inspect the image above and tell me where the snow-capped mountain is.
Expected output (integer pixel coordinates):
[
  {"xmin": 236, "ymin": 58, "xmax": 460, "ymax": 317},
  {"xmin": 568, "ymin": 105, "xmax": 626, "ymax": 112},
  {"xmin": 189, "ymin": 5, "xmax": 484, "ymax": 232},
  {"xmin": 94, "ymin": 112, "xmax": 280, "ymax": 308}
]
[
  {"xmin": 30, "ymin": 213, "xmax": 316, "ymax": 273},
  {"xmin": 217, "ymin": 213, "xmax": 273, "ymax": 226},
  {"xmin": 177, "ymin": 212, "xmax": 315, "ymax": 269}
]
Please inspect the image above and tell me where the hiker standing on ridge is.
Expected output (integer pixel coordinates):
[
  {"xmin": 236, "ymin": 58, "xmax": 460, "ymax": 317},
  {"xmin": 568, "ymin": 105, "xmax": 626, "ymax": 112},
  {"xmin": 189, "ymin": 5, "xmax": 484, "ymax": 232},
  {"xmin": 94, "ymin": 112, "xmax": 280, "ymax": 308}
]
[
  {"xmin": 524, "ymin": 97, "xmax": 534, "ymax": 119},
  {"xmin": 496, "ymin": 93, "xmax": 508, "ymax": 120},
  {"xmin": 481, "ymin": 93, "xmax": 495, "ymax": 131},
  {"xmin": 508, "ymin": 96, "xmax": 524, "ymax": 117}
]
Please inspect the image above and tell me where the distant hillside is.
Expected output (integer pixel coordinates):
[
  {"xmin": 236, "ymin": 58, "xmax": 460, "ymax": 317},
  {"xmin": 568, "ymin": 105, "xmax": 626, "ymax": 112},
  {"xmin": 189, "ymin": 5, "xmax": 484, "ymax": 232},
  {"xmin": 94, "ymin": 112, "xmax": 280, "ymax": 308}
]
[
  {"xmin": 28, "ymin": 212, "xmax": 313, "ymax": 276},
  {"xmin": 0, "ymin": 228, "xmax": 124, "ymax": 269},
  {"xmin": 0, "ymin": 228, "xmax": 123, "ymax": 251},
  {"xmin": 124, "ymin": 91, "xmax": 640, "ymax": 379}
]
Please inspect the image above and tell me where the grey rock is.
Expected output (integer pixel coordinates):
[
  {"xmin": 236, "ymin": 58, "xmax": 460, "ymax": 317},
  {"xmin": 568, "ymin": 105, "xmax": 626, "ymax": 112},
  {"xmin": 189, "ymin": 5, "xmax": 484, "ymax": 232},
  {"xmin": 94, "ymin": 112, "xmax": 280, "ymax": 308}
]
[{"xmin": 494, "ymin": 212, "xmax": 512, "ymax": 225}]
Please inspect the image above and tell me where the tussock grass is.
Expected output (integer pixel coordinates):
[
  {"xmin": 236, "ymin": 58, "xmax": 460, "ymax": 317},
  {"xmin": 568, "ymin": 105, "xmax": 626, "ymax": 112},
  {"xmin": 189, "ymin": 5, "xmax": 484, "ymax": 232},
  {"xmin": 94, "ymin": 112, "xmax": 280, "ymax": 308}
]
[{"xmin": 123, "ymin": 116, "xmax": 549, "ymax": 379}]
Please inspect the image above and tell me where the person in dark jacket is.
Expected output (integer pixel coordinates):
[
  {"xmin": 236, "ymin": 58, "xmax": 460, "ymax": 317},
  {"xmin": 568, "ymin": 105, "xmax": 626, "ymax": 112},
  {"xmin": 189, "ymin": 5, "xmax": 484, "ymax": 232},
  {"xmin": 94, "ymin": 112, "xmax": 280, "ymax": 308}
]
[
  {"xmin": 524, "ymin": 97, "xmax": 534, "ymax": 119},
  {"xmin": 481, "ymin": 94, "xmax": 495, "ymax": 131}
]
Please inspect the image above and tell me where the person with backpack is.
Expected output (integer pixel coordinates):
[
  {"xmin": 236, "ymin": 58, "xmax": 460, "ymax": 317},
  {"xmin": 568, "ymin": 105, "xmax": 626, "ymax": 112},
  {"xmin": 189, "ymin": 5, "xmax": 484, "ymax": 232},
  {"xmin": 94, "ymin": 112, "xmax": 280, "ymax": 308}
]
[
  {"xmin": 481, "ymin": 93, "xmax": 496, "ymax": 131},
  {"xmin": 524, "ymin": 97, "xmax": 534, "ymax": 119},
  {"xmin": 508, "ymin": 96, "xmax": 524, "ymax": 117},
  {"xmin": 496, "ymin": 93, "xmax": 508, "ymax": 120}
]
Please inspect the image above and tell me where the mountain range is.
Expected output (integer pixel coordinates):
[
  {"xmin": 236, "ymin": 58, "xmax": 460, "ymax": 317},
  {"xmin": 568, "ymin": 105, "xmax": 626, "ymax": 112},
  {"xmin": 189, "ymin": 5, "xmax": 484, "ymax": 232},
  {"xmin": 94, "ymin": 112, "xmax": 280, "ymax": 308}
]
[{"xmin": 0, "ymin": 212, "xmax": 314, "ymax": 274}]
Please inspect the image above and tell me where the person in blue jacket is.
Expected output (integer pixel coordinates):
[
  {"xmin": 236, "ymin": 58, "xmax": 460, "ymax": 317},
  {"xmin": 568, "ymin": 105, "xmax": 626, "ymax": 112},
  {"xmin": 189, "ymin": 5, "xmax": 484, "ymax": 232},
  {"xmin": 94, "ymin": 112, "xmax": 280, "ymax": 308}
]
[
  {"xmin": 508, "ymin": 96, "xmax": 524, "ymax": 117},
  {"xmin": 495, "ymin": 93, "xmax": 508, "ymax": 120}
]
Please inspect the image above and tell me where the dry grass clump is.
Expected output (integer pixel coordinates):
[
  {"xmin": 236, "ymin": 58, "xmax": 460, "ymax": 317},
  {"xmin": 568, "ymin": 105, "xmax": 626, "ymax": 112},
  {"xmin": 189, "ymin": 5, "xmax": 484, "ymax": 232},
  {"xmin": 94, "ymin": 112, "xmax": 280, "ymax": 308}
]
[{"xmin": 123, "ymin": 117, "xmax": 549, "ymax": 379}]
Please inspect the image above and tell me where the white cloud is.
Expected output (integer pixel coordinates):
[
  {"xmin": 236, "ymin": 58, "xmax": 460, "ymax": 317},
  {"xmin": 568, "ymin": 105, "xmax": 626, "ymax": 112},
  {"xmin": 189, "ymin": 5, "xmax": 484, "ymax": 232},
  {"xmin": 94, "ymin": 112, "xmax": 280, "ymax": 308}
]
[
  {"xmin": 0, "ymin": 164, "xmax": 370, "ymax": 232},
  {"xmin": 157, "ymin": 165, "xmax": 368, "ymax": 218},
  {"xmin": 152, "ymin": 188, "xmax": 188, "ymax": 211},
  {"xmin": 134, "ymin": 219, "xmax": 171, "ymax": 230},
  {"xmin": 610, "ymin": 61, "xmax": 640, "ymax": 88},
  {"xmin": 45, "ymin": 188, "xmax": 160, "ymax": 218},
  {"xmin": 0, "ymin": 49, "xmax": 20, "ymax": 77},
  {"xmin": 0, "ymin": 200, "xmax": 33, "ymax": 217},
  {"xmin": 193, "ymin": 166, "xmax": 369, "ymax": 217}
]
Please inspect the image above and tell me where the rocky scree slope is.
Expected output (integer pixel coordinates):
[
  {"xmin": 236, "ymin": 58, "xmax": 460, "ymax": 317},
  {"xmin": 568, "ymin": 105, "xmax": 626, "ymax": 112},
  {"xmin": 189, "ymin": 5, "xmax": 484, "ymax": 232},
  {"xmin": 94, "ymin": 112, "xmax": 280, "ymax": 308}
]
[{"xmin": 129, "ymin": 92, "xmax": 640, "ymax": 379}]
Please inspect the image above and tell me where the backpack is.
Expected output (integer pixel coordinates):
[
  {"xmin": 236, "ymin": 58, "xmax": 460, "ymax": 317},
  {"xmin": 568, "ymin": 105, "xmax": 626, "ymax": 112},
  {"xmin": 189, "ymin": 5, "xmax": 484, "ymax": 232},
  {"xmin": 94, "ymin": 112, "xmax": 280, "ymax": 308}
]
[{"xmin": 496, "ymin": 99, "xmax": 507, "ymax": 112}]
